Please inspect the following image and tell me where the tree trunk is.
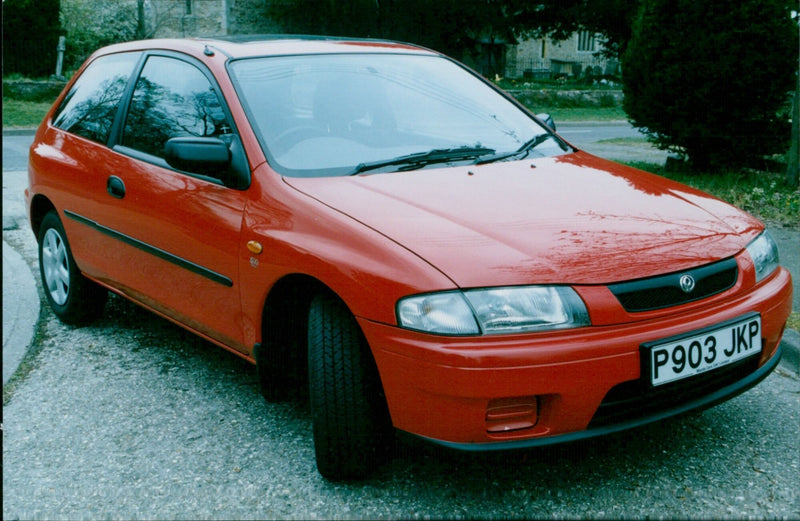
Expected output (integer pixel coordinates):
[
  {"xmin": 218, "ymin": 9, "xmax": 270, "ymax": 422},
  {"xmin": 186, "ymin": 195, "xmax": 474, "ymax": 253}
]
[
  {"xmin": 136, "ymin": 0, "xmax": 146, "ymax": 40},
  {"xmin": 787, "ymin": 69, "xmax": 799, "ymax": 187}
]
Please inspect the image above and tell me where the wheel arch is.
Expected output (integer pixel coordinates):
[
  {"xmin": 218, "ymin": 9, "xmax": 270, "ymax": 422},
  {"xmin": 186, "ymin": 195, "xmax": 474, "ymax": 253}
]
[
  {"xmin": 29, "ymin": 194, "xmax": 57, "ymax": 239},
  {"xmin": 254, "ymin": 273, "xmax": 337, "ymax": 399},
  {"xmin": 254, "ymin": 272, "xmax": 392, "ymax": 403}
]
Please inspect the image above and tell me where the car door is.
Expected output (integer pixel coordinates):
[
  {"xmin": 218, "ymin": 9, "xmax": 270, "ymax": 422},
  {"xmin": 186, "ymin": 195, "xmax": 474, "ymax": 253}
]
[{"xmin": 94, "ymin": 53, "xmax": 249, "ymax": 353}]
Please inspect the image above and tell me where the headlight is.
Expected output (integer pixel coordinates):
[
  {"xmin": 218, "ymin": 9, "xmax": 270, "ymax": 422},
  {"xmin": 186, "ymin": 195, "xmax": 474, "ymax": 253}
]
[
  {"xmin": 396, "ymin": 291, "xmax": 480, "ymax": 335},
  {"xmin": 464, "ymin": 286, "xmax": 590, "ymax": 334},
  {"xmin": 397, "ymin": 286, "xmax": 590, "ymax": 336},
  {"xmin": 746, "ymin": 230, "xmax": 780, "ymax": 283}
]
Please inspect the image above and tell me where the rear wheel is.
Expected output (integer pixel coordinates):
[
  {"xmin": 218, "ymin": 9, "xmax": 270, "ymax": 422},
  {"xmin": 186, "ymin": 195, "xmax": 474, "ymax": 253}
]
[
  {"xmin": 307, "ymin": 293, "xmax": 392, "ymax": 480},
  {"xmin": 38, "ymin": 211, "xmax": 107, "ymax": 324}
]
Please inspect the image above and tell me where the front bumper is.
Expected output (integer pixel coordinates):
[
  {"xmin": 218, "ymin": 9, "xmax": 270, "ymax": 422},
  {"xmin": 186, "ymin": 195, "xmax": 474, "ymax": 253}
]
[
  {"xmin": 421, "ymin": 345, "xmax": 781, "ymax": 451},
  {"xmin": 362, "ymin": 266, "xmax": 792, "ymax": 448}
]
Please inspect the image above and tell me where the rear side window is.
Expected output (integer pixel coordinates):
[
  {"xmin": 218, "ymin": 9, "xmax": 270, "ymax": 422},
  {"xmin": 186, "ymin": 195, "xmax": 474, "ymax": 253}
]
[
  {"xmin": 121, "ymin": 56, "xmax": 231, "ymax": 159},
  {"xmin": 52, "ymin": 52, "xmax": 140, "ymax": 144}
]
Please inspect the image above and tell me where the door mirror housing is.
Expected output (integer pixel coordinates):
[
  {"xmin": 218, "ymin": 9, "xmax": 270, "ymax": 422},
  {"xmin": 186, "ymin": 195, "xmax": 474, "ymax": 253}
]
[
  {"xmin": 165, "ymin": 137, "xmax": 231, "ymax": 175},
  {"xmin": 164, "ymin": 136, "xmax": 250, "ymax": 190},
  {"xmin": 536, "ymin": 113, "xmax": 556, "ymax": 132}
]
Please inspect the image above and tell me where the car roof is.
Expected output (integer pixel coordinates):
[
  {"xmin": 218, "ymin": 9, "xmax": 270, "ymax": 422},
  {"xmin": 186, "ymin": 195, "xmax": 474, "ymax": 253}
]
[{"xmin": 93, "ymin": 35, "xmax": 438, "ymax": 61}]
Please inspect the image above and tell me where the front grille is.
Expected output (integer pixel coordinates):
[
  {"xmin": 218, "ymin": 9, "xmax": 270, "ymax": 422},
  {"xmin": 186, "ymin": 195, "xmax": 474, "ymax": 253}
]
[
  {"xmin": 608, "ymin": 257, "xmax": 738, "ymax": 312},
  {"xmin": 588, "ymin": 356, "xmax": 759, "ymax": 428}
]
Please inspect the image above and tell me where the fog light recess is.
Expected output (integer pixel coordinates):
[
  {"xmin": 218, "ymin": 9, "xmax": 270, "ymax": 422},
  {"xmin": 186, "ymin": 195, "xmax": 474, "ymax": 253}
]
[{"xmin": 485, "ymin": 396, "xmax": 538, "ymax": 433}]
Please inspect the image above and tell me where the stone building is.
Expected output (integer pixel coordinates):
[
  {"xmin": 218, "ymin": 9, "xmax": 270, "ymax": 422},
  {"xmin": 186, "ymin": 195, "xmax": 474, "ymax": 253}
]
[
  {"xmin": 60, "ymin": 0, "xmax": 281, "ymax": 41},
  {"xmin": 151, "ymin": 0, "xmax": 281, "ymax": 37},
  {"xmin": 505, "ymin": 32, "xmax": 619, "ymax": 80}
]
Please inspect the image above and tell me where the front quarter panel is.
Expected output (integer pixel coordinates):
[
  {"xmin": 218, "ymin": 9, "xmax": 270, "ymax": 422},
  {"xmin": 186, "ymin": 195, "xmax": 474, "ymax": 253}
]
[{"xmin": 238, "ymin": 164, "xmax": 456, "ymax": 348}]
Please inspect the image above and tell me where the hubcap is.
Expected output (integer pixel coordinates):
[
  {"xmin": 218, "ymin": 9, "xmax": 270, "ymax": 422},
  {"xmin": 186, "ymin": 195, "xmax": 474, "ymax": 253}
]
[{"xmin": 42, "ymin": 228, "xmax": 70, "ymax": 305}]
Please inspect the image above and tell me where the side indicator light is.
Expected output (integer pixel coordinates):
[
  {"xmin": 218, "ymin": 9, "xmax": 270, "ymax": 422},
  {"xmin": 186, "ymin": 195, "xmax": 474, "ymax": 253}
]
[{"xmin": 247, "ymin": 240, "xmax": 263, "ymax": 254}]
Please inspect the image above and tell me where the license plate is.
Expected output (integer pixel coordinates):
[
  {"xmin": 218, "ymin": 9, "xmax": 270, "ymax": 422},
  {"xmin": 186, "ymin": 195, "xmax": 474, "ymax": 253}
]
[{"xmin": 643, "ymin": 313, "xmax": 762, "ymax": 387}]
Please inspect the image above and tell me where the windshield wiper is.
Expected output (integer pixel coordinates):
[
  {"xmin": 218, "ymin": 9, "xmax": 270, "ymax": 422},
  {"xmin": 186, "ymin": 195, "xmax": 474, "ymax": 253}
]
[
  {"xmin": 349, "ymin": 146, "xmax": 495, "ymax": 175},
  {"xmin": 474, "ymin": 133, "xmax": 558, "ymax": 165}
]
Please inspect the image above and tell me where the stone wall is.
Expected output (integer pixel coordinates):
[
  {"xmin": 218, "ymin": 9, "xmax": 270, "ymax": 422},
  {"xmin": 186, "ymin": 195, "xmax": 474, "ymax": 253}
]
[
  {"xmin": 155, "ymin": 0, "xmax": 280, "ymax": 37},
  {"xmin": 506, "ymin": 89, "xmax": 623, "ymax": 108},
  {"xmin": 59, "ymin": 0, "xmax": 282, "ymax": 41},
  {"xmin": 3, "ymin": 80, "xmax": 67, "ymax": 102}
]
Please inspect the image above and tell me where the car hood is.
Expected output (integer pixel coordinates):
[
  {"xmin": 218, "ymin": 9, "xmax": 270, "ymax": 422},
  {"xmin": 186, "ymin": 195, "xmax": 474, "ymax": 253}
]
[{"xmin": 284, "ymin": 152, "xmax": 762, "ymax": 288}]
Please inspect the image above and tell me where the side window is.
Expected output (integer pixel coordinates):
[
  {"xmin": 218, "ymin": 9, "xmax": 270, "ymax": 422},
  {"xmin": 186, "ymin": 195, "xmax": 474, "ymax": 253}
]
[
  {"xmin": 51, "ymin": 52, "xmax": 140, "ymax": 143},
  {"xmin": 122, "ymin": 56, "xmax": 232, "ymax": 159}
]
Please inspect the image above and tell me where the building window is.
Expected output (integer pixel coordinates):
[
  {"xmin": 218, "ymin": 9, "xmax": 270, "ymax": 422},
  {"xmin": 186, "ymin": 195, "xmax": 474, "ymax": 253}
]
[
  {"xmin": 185, "ymin": 0, "xmax": 193, "ymax": 15},
  {"xmin": 577, "ymin": 31, "xmax": 595, "ymax": 52}
]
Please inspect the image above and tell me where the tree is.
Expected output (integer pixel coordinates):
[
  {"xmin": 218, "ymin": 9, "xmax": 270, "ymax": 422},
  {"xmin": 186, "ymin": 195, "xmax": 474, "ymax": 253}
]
[
  {"xmin": 60, "ymin": 0, "xmax": 136, "ymax": 70},
  {"xmin": 265, "ymin": 0, "xmax": 640, "ymax": 65},
  {"xmin": 2, "ymin": 0, "xmax": 61, "ymax": 77},
  {"xmin": 266, "ymin": 0, "xmax": 513, "ymax": 60},
  {"xmin": 504, "ymin": 0, "xmax": 639, "ymax": 57},
  {"xmin": 788, "ymin": 14, "xmax": 799, "ymax": 187},
  {"xmin": 60, "ymin": 0, "xmax": 180, "ymax": 72},
  {"xmin": 788, "ymin": 72, "xmax": 799, "ymax": 187},
  {"xmin": 621, "ymin": 0, "xmax": 798, "ymax": 171}
]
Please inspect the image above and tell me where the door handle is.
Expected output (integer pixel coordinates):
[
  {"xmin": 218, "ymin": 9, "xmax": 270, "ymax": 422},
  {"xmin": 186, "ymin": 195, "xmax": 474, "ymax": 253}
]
[{"xmin": 107, "ymin": 176, "xmax": 126, "ymax": 199}]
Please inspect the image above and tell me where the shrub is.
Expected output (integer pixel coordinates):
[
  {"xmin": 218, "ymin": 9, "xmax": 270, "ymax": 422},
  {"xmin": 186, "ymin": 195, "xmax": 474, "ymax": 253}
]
[
  {"xmin": 60, "ymin": 0, "xmax": 138, "ymax": 73},
  {"xmin": 621, "ymin": 0, "xmax": 798, "ymax": 171}
]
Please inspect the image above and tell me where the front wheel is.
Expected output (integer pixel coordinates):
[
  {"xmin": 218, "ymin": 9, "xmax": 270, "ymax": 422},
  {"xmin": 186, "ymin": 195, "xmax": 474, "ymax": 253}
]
[
  {"xmin": 38, "ymin": 211, "xmax": 107, "ymax": 324},
  {"xmin": 307, "ymin": 293, "xmax": 392, "ymax": 480}
]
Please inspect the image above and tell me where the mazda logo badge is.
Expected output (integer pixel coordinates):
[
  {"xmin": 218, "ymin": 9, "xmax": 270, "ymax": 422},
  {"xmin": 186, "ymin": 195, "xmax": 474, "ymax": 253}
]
[{"xmin": 679, "ymin": 274, "xmax": 696, "ymax": 293}]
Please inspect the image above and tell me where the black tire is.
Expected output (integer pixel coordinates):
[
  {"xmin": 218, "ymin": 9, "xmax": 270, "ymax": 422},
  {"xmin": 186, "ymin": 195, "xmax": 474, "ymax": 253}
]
[
  {"xmin": 307, "ymin": 293, "xmax": 392, "ymax": 480},
  {"xmin": 38, "ymin": 210, "xmax": 107, "ymax": 324}
]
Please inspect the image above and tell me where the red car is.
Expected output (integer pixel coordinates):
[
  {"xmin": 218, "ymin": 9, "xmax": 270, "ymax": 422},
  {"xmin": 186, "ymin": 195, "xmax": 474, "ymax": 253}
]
[{"xmin": 26, "ymin": 37, "xmax": 792, "ymax": 480}]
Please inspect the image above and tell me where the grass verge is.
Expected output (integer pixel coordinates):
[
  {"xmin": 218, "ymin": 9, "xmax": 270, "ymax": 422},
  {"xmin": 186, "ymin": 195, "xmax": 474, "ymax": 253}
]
[
  {"xmin": 548, "ymin": 106, "xmax": 627, "ymax": 122},
  {"xmin": 625, "ymin": 162, "xmax": 800, "ymax": 228},
  {"xmin": 3, "ymin": 99, "xmax": 50, "ymax": 128},
  {"xmin": 788, "ymin": 312, "xmax": 800, "ymax": 332},
  {"xmin": 596, "ymin": 137, "xmax": 650, "ymax": 146}
]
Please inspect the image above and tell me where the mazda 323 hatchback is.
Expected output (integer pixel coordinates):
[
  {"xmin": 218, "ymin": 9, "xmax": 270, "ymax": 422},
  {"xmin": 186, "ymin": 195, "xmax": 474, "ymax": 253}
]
[{"xmin": 26, "ymin": 37, "xmax": 793, "ymax": 480}]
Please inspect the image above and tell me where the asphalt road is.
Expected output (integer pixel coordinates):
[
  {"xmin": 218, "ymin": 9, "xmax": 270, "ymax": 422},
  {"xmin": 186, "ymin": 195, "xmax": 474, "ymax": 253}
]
[
  {"xmin": 557, "ymin": 121, "xmax": 645, "ymax": 143},
  {"xmin": 2, "ymin": 132, "xmax": 33, "ymax": 171},
  {"xmin": 3, "ymin": 129, "xmax": 799, "ymax": 519}
]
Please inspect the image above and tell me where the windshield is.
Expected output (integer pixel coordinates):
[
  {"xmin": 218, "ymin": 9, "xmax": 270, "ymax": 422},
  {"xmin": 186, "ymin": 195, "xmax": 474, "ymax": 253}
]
[{"xmin": 229, "ymin": 53, "xmax": 567, "ymax": 177}]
